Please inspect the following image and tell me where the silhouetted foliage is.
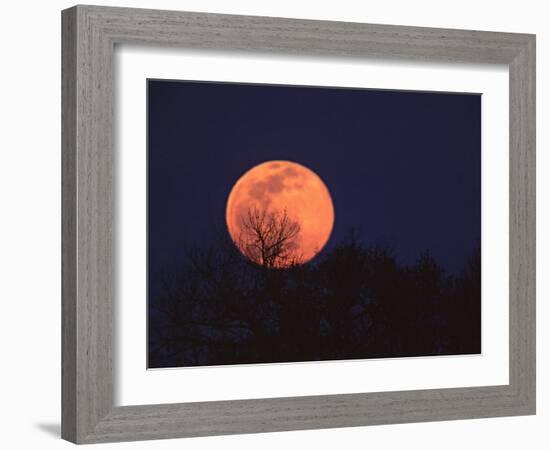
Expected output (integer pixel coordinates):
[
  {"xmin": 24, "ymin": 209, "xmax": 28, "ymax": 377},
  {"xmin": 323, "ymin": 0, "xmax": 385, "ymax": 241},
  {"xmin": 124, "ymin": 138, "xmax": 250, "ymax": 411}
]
[
  {"xmin": 238, "ymin": 207, "xmax": 302, "ymax": 268},
  {"xmin": 148, "ymin": 230, "xmax": 481, "ymax": 368}
]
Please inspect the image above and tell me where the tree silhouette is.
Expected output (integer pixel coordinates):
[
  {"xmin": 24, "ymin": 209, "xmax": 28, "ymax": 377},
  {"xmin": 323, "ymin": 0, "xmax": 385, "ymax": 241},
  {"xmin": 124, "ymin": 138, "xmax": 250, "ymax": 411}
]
[
  {"xmin": 440, "ymin": 248, "xmax": 481, "ymax": 354},
  {"xmin": 238, "ymin": 206, "xmax": 302, "ymax": 268},
  {"xmin": 148, "ymin": 229, "xmax": 481, "ymax": 368}
]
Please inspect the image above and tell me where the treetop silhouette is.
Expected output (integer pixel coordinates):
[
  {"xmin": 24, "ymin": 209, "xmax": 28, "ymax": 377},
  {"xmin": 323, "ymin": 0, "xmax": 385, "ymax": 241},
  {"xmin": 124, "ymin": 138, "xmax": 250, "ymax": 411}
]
[
  {"xmin": 148, "ymin": 228, "xmax": 481, "ymax": 368},
  {"xmin": 237, "ymin": 206, "xmax": 303, "ymax": 269}
]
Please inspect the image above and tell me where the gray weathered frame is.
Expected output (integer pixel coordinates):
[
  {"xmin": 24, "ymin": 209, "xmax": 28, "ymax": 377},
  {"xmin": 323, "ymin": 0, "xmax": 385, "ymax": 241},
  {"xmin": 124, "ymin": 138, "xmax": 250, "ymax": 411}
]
[{"xmin": 61, "ymin": 4, "xmax": 536, "ymax": 444}]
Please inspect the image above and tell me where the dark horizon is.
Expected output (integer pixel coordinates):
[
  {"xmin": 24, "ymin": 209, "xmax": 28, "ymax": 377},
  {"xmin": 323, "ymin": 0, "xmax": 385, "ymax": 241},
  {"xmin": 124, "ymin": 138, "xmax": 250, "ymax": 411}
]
[{"xmin": 147, "ymin": 231, "xmax": 481, "ymax": 369}]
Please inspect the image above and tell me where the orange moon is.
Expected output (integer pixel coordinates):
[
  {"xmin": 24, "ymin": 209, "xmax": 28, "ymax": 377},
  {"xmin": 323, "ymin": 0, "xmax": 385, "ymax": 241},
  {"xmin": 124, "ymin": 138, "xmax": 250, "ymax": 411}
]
[{"xmin": 226, "ymin": 160, "xmax": 334, "ymax": 267}]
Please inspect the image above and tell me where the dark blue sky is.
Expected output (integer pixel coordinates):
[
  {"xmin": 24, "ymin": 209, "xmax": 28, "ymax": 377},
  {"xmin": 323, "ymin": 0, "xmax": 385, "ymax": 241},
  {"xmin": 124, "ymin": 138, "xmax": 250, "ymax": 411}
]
[{"xmin": 148, "ymin": 79, "xmax": 480, "ymax": 278}]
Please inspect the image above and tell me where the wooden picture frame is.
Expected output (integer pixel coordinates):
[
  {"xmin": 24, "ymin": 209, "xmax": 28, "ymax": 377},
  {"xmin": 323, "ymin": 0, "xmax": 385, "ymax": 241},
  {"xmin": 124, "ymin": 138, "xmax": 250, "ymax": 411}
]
[{"xmin": 61, "ymin": 5, "xmax": 536, "ymax": 444}]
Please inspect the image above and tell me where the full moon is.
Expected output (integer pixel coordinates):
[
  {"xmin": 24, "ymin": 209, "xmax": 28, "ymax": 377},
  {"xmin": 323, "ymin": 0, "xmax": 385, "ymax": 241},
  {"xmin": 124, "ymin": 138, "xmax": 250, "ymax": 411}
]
[{"xmin": 226, "ymin": 160, "xmax": 334, "ymax": 267}]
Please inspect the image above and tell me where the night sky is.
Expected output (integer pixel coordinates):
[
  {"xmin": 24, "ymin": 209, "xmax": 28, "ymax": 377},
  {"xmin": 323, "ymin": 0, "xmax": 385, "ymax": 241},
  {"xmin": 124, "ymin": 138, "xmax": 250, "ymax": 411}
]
[{"xmin": 148, "ymin": 79, "xmax": 481, "ymax": 284}]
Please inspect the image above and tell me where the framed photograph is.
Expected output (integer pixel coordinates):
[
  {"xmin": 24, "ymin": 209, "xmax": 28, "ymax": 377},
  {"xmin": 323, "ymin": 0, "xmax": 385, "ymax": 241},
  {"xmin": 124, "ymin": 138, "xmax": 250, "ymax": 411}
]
[{"xmin": 62, "ymin": 5, "xmax": 536, "ymax": 444}]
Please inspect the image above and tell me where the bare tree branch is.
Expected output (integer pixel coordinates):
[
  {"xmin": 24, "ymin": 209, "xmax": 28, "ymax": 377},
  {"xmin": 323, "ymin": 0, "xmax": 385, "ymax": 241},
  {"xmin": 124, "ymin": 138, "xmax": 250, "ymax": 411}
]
[{"xmin": 238, "ymin": 206, "xmax": 302, "ymax": 268}]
